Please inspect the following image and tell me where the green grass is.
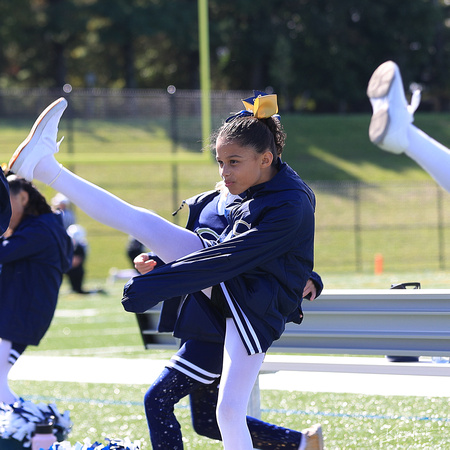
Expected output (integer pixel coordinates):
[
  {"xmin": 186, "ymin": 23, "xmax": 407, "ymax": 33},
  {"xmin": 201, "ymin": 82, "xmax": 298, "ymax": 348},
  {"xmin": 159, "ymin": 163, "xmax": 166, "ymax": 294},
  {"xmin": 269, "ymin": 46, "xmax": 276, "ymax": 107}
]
[
  {"xmin": 10, "ymin": 380, "xmax": 450, "ymax": 449},
  {"xmin": 2, "ymin": 102, "xmax": 450, "ymax": 450},
  {"xmin": 1, "ymin": 113, "xmax": 450, "ymax": 279},
  {"xmin": 9, "ymin": 279, "xmax": 449, "ymax": 449},
  {"xmin": 2, "ymin": 113, "xmax": 450, "ymax": 446}
]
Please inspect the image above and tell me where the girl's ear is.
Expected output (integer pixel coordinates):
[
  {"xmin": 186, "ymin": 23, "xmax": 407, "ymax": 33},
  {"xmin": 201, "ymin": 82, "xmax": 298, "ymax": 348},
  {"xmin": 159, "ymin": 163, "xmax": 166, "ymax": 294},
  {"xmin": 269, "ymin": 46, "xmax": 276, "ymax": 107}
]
[
  {"xmin": 261, "ymin": 151, "xmax": 274, "ymax": 168},
  {"xmin": 19, "ymin": 190, "xmax": 29, "ymax": 207}
]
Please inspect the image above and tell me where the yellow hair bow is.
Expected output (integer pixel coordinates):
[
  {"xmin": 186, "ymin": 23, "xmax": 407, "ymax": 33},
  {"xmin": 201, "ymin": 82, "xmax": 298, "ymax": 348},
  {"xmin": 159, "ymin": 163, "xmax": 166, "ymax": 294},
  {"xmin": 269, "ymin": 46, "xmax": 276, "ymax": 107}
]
[
  {"xmin": 242, "ymin": 92, "xmax": 278, "ymax": 119},
  {"xmin": 226, "ymin": 90, "xmax": 280, "ymax": 122}
]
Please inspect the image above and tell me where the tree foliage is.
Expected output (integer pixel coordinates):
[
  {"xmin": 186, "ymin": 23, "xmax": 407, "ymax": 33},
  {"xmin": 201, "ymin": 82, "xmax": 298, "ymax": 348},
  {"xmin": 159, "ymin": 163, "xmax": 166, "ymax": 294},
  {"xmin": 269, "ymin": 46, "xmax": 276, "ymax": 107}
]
[{"xmin": 0, "ymin": 0, "xmax": 449, "ymax": 111}]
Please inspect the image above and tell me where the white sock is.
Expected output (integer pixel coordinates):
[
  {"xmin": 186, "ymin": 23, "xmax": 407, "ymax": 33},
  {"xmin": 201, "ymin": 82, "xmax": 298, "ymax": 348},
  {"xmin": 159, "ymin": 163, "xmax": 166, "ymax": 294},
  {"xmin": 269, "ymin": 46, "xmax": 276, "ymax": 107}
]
[
  {"xmin": 35, "ymin": 162, "xmax": 203, "ymax": 262},
  {"xmin": 34, "ymin": 154, "xmax": 62, "ymax": 185},
  {"xmin": 406, "ymin": 126, "xmax": 450, "ymax": 192}
]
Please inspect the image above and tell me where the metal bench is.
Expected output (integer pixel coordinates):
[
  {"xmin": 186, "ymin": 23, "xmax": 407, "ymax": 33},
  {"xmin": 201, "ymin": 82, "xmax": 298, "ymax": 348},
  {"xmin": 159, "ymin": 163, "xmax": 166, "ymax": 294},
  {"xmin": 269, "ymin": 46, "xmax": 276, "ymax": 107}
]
[{"xmin": 136, "ymin": 289, "xmax": 450, "ymax": 416}]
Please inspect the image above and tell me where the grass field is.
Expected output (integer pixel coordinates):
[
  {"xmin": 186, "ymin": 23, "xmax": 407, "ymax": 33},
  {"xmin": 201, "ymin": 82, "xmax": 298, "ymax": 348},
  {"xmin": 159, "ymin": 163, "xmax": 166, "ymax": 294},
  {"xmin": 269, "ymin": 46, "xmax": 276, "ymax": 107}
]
[
  {"xmin": 11, "ymin": 280, "xmax": 450, "ymax": 449},
  {"xmin": 2, "ymin": 112, "xmax": 450, "ymax": 448},
  {"xmin": 2, "ymin": 112, "xmax": 450, "ymax": 279}
]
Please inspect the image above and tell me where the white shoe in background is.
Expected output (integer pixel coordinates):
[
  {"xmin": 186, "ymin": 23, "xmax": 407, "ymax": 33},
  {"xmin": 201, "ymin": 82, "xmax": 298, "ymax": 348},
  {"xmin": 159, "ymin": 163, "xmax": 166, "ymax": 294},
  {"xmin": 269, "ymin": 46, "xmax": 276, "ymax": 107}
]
[{"xmin": 367, "ymin": 60, "xmax": 421, "ymax": 154}]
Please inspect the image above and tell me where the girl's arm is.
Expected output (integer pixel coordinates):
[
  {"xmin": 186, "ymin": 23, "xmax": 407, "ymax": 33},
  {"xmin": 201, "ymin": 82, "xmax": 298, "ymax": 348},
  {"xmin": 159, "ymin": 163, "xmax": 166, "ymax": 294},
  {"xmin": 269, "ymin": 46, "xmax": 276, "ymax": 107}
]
[
  {"xmin": 122, "ymin": 201, "xmax": 313, "ymax": 313},
  {"xmin": 0, "ymin": 222, "xmax": 54, "ymax": 264}
]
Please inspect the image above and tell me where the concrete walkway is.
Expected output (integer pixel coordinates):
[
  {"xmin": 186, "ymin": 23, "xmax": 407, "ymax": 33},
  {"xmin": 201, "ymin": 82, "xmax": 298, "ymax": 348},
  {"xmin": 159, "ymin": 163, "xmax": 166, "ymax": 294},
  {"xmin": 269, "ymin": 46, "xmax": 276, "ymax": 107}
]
[{"xmin": 9, "ymin": 355, "xmax": 450, "ymax": 398}]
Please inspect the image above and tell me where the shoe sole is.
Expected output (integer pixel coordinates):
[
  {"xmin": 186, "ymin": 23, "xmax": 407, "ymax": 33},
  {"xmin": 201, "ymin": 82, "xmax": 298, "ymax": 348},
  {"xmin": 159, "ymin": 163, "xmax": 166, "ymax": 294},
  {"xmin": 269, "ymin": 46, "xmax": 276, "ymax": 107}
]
[
  {"xmin": 8, "ymin": 97, "xmax": 68, "ymax": 173},
  {"xmin": 367, "ymin": 61, "xmax": 397, "ymax": 145}
]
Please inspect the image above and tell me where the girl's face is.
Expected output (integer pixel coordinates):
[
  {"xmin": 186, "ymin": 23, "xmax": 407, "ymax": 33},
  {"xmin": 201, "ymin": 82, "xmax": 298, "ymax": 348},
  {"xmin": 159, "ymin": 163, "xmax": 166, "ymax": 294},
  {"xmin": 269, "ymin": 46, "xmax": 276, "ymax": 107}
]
[
  {"xmin": 9, "ymin": 190, "xmax": 28, "ymax": 230},
  {"xmin": 215, "ymin": 137, "xmax": 275, "ymax": 195}
]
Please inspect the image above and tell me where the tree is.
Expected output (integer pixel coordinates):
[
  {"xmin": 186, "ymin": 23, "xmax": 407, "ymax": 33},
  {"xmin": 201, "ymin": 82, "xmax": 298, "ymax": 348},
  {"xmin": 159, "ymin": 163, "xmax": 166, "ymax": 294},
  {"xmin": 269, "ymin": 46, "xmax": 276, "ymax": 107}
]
[{"xmin": 0, "ymin": 0, "xmax": 449, "ymax": 112}]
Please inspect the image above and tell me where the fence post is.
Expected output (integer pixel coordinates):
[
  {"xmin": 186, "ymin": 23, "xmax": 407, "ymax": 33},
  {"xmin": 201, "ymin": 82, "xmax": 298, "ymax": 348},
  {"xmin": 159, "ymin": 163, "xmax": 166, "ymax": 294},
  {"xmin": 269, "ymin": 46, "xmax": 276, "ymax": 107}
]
[
  {"xmin": 168, "ymin": 85, "xmax": 179, "ymax": 224},
  {"xmin": 354, "ymin": 182, "xmax": 362, "ymax": 272},
  {"xmin": 62, "ymin": 84, "xmax": 74, "ymax": 164},
  {"xmin": 437, "ymin": 186, "xmax": 446, "ymax": 269}
]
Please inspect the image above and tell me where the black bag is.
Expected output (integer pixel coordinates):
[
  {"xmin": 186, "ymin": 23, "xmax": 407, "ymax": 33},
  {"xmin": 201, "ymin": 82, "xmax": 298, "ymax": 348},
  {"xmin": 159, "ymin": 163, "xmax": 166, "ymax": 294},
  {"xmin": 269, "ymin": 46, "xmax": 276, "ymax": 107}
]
[{"xmin": 386, "ymin": 282, "xmax": 421, "ymax": 362}]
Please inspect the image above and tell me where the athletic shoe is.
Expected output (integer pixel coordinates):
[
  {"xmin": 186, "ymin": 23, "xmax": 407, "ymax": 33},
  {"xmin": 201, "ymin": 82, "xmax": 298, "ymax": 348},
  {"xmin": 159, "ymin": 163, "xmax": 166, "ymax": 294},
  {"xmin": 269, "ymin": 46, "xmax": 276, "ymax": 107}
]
[
  {"xmin": 8, "ymin": 97, "xmax": 68, "ymax": 181},
  {"xmin": 367, "ymin": 60, "xmax": 421, "ymax": 154},
  {"xmin": 302, "ymin": 423, "xmax": 323, "ymax": 450}
]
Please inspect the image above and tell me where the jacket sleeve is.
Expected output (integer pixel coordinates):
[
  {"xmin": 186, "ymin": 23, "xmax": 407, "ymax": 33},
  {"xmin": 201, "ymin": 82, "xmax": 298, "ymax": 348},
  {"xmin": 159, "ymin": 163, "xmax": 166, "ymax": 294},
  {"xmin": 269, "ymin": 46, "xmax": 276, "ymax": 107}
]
[
  {"xmin": 122, "ymin": 199, "xmax": 312, "ymax": 313},
  {"xmin": 310, "ymin": 271, "xmax": 324, "ymax": 298},
  {"xmin": 0, "ymin": 222, "xmax": 57, "ymax": 264}
]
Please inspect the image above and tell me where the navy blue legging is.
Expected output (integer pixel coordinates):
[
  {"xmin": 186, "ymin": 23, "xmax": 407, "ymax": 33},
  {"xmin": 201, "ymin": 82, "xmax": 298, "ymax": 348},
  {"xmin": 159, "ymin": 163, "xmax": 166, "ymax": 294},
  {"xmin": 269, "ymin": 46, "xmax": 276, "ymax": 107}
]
[{"xmin": 144, "ymin": 367, "xmax": 303, "ymax": 449}]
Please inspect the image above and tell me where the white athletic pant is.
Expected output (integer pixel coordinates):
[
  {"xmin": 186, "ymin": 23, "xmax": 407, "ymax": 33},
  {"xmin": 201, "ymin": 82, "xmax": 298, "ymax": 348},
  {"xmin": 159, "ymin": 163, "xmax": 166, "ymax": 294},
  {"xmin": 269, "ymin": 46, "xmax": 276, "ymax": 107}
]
[
  {"xmin": 407, "ymin": 126, "xmax": 450, "ymax": 193},
  {"xmin": 216, "ymin": 319, "xmax": 265, "ymax": 450},
  {"xmin": 34, "ymin": 156, "xmax": 204, "ymax": 263}
]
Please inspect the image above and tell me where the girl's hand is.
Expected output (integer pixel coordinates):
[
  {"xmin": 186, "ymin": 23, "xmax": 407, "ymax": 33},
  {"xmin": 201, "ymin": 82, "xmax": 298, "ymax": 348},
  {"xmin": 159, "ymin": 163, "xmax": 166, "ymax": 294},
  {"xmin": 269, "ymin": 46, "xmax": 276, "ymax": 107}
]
[
  {"xmin": 134, "ymin": 253, "xmax": 158, "ymax": 275},
  {"xmin": 303, "ymin": 278, "xmax": 317, "ymax": 301}
]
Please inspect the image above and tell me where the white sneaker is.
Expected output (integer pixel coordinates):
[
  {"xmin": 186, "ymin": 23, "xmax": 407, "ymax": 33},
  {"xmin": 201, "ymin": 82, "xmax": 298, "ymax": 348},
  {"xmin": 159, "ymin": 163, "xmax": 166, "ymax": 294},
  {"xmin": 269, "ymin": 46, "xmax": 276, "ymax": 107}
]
[
  {"xmin": 8, "ymin": 97, "xmax": 68, "ymax": 181},
  {"xmin": 301, "ymin": 423, "xmax": 323, "ymax": 450},
  {"xmin": 367, "ymin": 60, "xmax": 421, "ymax": 154}
]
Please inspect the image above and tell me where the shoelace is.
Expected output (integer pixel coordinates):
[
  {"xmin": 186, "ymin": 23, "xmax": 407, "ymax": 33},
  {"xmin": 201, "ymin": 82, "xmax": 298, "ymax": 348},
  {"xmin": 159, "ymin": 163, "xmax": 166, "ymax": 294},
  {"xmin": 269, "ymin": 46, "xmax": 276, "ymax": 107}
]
[{"xmin": 408, "ymin": 89, "xmax": 421, "ymax": 115}]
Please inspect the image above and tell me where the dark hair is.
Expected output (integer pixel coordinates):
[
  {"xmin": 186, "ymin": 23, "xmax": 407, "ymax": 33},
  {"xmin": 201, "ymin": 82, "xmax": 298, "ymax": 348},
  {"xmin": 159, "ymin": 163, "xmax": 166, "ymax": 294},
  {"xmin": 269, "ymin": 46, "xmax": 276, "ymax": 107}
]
[
  {"xmin": 7, "ymin": 176, "xmax": 52, "ymax": 217},
  {"xmin": 212, "ymin": 115, "xmax": 286, "ymax": 165}
]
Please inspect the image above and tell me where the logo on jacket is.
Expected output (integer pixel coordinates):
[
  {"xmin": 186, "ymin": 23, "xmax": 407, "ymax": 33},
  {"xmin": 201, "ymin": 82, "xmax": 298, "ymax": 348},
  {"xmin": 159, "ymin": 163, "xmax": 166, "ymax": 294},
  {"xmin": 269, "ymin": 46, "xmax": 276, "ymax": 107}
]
[
  {"xmin": 231, "ymin": 219, "xmax": 251, "ymax": 237},
  {"xmin": 196, "ymin": 227, "xmax": 222, "ymax": 241}
]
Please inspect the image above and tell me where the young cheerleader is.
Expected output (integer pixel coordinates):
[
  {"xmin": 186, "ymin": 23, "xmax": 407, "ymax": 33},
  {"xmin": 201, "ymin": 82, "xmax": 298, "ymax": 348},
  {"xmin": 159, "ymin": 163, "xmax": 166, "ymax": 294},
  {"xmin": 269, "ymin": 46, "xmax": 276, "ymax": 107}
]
[
  {"xmin": 367, "ymin": 60, "xmax": 450, "ymax": 193},
  {"xmin": 136, "ymin": 184, "xmax": 323, "ymax": 450},
  {"xmin": 8, "ymin": 93, "xmax": 322, "ymax": 449},
  {"xmin": 120, "ymin": 94, "xmax": 317, "ymax": 450},
  {"xmin": 0, "ymin": 176, "xmax": 73, "ymax": 404}
]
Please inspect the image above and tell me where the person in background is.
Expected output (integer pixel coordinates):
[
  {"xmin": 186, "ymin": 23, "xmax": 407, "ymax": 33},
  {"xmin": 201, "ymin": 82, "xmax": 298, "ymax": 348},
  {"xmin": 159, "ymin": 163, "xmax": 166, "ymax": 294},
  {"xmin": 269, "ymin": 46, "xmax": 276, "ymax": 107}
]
[
  {"xmin": 65, "ymin": 224, "xmax": 106, "ymax": 295},
  {"xmin": 368, "ymin": 61, "xmax": 450, "ymax": 365},
  {"xmin": 0, "ymin": 168, "xmax": 11, "ymax": 235},
  {"xmin": 367, "ymin": 60, "xmax": 450, "ymax": 193},
  {"xmin": 65, "ymin": 224, "xmax": 88, "ymax": 294},
  {"xmin": 0, "ymin": 176, "xmax": 72, "ymax": 404},
  {"xmin": 51, "ymin": 194, "xmax": 105, "ymax": 295},
  {"xmin": 51, "ymin": 193, "xmax": 76, "ymax": 230},
  {"xmin": 126, "ymin": 236, "xmax": 146, "ymax": 269}
]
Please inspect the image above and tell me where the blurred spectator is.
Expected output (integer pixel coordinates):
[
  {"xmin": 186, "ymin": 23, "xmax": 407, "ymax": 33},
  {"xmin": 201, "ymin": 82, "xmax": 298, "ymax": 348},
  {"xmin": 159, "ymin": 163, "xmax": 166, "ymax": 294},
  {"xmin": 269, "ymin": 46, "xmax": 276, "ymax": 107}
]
[
  {"xmin": 126, "ymin": 236, "xmax": 146, "ymax": 268},
  {"xmin": 51, "ymin": 193, "xmax": 76, "ymax": 229},
  {"xmin": 65, "ymin": 224, "xmax": 105, "ymax": 295},
  {"xmin": 0, "ymin": 176, "xmax": 72, "ymax": 403},
  {"xmin": 65, "ymin": 224, "xmax": 88, "ymax": 294}
]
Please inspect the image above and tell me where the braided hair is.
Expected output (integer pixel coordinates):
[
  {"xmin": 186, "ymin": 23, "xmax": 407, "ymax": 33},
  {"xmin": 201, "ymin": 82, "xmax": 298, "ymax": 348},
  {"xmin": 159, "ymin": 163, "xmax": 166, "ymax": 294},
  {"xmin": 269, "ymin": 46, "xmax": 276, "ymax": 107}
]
[{"xmin": 7, "ymin": 176, "xmax": 52, "ymax": 217}]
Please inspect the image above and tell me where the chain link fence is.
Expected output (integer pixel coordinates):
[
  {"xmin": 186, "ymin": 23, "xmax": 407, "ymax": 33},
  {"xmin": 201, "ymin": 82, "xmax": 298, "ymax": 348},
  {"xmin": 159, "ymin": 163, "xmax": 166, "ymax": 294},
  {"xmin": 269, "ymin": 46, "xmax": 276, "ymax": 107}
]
[{"xmin": 311, "ymin": 180, "xmax": 450, "ymax": 273}]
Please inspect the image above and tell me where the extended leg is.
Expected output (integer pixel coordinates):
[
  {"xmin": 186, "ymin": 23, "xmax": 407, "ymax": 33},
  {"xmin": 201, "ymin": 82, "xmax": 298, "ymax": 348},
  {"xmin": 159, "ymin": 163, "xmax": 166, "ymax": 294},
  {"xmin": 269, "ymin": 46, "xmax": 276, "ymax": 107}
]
[
  {"xmin": 8, "ymin": 99, "xmax": 204, "ymax": 262},
  {"xmin": 405, "ymin": 126, "xmax": 450, "ymax": 192},
  {"xmin": 367, "ymin": 60, "xmax": 450, "ymax": 193},
  {"xmin": 37, "ymin": 165, "xmax": 203, "ymax": 261}
]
